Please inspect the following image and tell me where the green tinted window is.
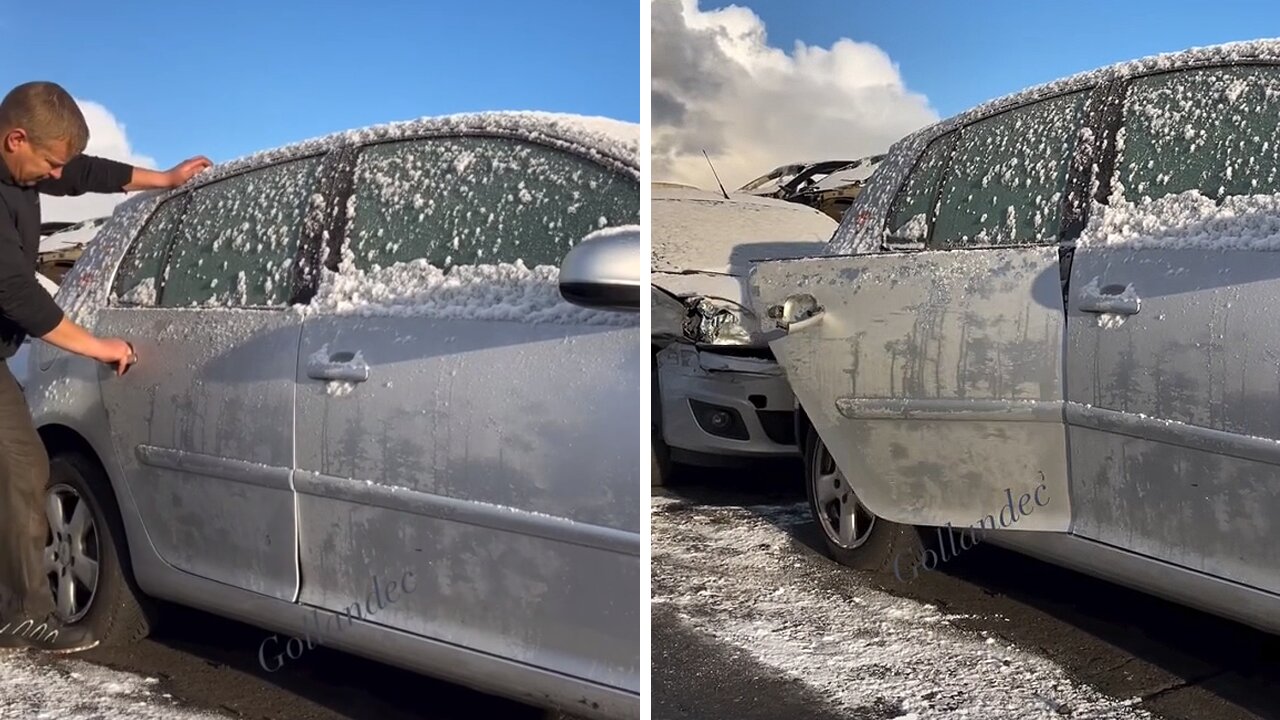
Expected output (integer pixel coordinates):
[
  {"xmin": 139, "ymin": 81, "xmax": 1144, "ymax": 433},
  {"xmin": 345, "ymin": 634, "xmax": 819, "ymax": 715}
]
[
  {"xmin": 113, "ymin": 198, "xmax": 185, "ymax": 306},
  {"xmin": 162, "ymin": 157, "xmax": 322, "ymax": 308},
  {"xmin": 348, "ymin": 136, "xmax": 639, "ymax": 270},
  {"xmin": 1119, "ymin": 65, "xmax": 1280, "ymax": 201},
  {"xmin": 886, "ymin": 134, "xmax": 956, "ymax": 243},
  {"xmin": 932, "ymin": 91, "xmax": 1087, "ymax": 249}
]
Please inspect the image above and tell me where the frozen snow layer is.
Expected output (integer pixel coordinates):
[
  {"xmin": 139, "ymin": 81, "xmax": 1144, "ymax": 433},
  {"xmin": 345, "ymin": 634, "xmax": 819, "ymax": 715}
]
[
  {"xmin": 1078, "ymin": 192, "xmax": 1280, "ymax": 250},
  {"xmin": 0, "ymin": 652, "xmax": 228, "ymax": 719},
  {"xmin": 307, "ymin": 259, "xmax": 638, "ymax": 326},
  {"xmin": 652, "ymin": 497, "xmax": 1153, "ymax": 719},
  {"xmin": 652, "ymin": 186, "xmax": 837, "ymax": 276},
  {"xmin": 831, "ymin": 38, "xmax": 1280, "ymax": 255}
]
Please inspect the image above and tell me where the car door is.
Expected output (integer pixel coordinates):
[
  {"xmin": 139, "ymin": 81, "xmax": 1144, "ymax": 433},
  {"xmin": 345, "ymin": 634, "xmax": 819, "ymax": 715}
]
[
  {"xmin": 293, "ymin": 133, "xmax": 640, "ymax": 691},
  {"xmin": 753, "ymin": 89, "xmax": 1098, "ymax": 531},
  {"xmin": 1065, "ymin": 64, "xmax": 1280, "ymax": 594},
  {"xmin": 96, "ymin": 154, "xmax": 330, "ymax": 601}
]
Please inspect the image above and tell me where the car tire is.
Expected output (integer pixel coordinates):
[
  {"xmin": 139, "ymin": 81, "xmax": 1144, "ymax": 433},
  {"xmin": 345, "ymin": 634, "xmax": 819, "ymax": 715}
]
[
  {"xmin": 803, "ymin": 426, "xmax": 926, "ymax": 576},
  {"xmin": 44, "ymin": 451, "xmax": 155, "ymax": 646}
]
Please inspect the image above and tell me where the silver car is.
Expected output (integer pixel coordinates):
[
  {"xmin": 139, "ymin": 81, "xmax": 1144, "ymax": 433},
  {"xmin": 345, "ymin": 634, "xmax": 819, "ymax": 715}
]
[
  {"xmin": 751, "ymin": 41, "xmax": 1280, "ymax": 634},
  {"xmin": 651, "ymin": 184, "xmax": 835, "ymax": 484},
  {"xmin": 25, "ymin": 112, "xmax": 641, "ymax": 719}
]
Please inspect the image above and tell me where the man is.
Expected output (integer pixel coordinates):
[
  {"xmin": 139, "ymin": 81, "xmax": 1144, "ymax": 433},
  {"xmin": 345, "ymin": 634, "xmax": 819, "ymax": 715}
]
[{"xmin": 0, "ymin": 81, "xmax": 210, "ymax": 653}]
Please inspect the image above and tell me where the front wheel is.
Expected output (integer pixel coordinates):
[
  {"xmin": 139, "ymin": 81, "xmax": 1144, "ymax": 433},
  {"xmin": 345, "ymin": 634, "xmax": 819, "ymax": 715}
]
[
  {"xmin": 44, "ymin": 452, "xmax": 155, "ymax": 645},
  {"xmin": 803, "ymin": 426, "xmax": 924, "ymax": 574}
]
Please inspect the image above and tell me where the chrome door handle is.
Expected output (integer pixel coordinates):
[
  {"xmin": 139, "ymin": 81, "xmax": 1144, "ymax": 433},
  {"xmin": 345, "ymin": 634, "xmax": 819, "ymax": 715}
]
[
  {"xmin": 1079, "ymin": 284, "xmax": 1140, "ymax": 315},
  {"xmin": 306, "ymin": 352, "xmax": 369, "ymax": 382}
]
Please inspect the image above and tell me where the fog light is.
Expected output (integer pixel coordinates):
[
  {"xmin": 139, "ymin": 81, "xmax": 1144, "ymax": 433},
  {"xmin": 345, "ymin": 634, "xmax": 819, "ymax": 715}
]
[{"xmin": 689, "ymin": 399, "xmax": 749, "ymax": 440}]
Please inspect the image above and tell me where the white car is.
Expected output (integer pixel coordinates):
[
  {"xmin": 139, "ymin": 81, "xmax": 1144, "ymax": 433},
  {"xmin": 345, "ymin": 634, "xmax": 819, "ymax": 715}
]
[
  {"xmin": 9, "ymin": 271, "xmax": 62, "ymax": 391},
  {"xmin": 651, "ymin": 183, "xmax": 836, "ymax": 484}
]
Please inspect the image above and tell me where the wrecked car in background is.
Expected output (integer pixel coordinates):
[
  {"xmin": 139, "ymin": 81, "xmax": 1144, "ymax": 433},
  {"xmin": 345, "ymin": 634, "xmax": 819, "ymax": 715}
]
[
  {"xmin": 24, "ymin": 112, "xmax": 641, "ymax": 720},
  {"xmin": 651, "ymin": 183, "xmax": 836, "ymax": 485},
  {"xmin": 738, "ymin": 155, "xmax": 885, "ymax": 222},
  {"xmin": 750, "ymin": 40, "xmax": 1280, "ymax": 635},
  {"xmin": 38, "ymin": 216, "xmax": 108, "ymax": 284}
]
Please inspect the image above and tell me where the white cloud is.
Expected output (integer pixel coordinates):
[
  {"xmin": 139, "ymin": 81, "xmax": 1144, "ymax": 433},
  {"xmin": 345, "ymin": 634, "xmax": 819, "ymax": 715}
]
[
  {"xmin": 40, "ymin": 100, "xmax": 157, "ymax": 223},
  {"xmin": 652, "ymin": 0, "xmax": 940, "ymax": 189}
]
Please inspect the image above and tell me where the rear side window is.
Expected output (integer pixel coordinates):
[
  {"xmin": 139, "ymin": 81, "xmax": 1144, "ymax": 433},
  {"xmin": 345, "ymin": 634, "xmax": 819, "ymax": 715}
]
[
  {"xmin": 113, "ymin": 197, "xmax": 186, "ymax": 306},
  {"xmin": 161, "ymin": 156, "xmax": 323, "ymax": 308},
  {"xmin": 1119, "ymin": 65, "xmax": 1280, "ymax": 201},
  {"xmin": 346, "ymin": 135, "xmax": 639, "ymax": 270},
  {"xmin": 931, "ymin": 91, "xmax": 1088, "ymax": 249},
  {"xmin": 886, "ymin": 134, "xmax": 957, "ymax": 242}
]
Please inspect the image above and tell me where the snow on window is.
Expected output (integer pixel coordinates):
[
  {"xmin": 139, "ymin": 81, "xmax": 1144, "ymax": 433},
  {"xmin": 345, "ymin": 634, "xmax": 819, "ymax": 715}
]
[
  {"xmin": 932, "ymin": 91, "xmax": 1087, "ymax": 248},
  {"xmin": 116, "ymin": 276, "xmax": 157, "ymax": 306},
  {"xmin": 307, "ymin": 258, "xmax": 637, "ymax": 326},
  {"xmin": 885, "ymin": 134, "xmax": 955, "ymax": 244},
  {"xmin": 111, "ymin": 198, "xmax": 184, "ymax": 307},
  {"xmin": 1118, "ymin": 66, "xmax": 1280, "ymax": 203},
  {"xmin": 833, "ymin": 41, "xmax": 1280, "ymax": 256},
  {"xmin": 163, "ymin": 156, "xmax": 322, "ymax": 308},
  {"xmin": 347, "ymin": 136, "xmax": 639, "ymax": 271}
]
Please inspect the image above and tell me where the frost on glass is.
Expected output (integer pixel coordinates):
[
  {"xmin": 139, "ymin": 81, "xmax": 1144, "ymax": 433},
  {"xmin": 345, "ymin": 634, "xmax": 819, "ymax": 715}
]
[
  {"xmin": 885, "ymin": 133, "xmax": 956, "ymax": 243},
  {"xmin": 112, "ymin": 199, "xmax": 183, "ymax": 306},
  {"xmin": 1119, "ymin": 66, "xmax": 1280, "ymax": 201},
  {"xmin": 162, "ymin": 156, "xmax": 322, "ymax": 308},
  {"xmin": 931, "ymin": 91, "xmax": 1087, "ymax": 249},
  {"xmin": 347, "ymin": 136, "xmax": 639, "ymax": 271}
]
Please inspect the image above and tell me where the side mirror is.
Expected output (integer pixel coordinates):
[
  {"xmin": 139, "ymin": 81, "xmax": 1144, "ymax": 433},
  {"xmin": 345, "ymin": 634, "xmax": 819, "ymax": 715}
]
[{"xmin": 559, "ymin": 225, "xmax": 640, "ymax": 311}]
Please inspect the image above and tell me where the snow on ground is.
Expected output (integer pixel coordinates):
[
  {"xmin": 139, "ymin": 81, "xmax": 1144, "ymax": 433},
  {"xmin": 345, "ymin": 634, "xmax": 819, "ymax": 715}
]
[
  {"xmin": 0, "ymin": 652, "xmax": 227, "ymax": 719},
  {"xmin": 652, "ymin": 496, "xmax": 1154, "ymax": 720}
]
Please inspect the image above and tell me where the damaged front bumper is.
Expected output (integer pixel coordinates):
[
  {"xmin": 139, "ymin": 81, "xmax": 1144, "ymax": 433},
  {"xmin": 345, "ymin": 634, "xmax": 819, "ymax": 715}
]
[{"xmin": 654, "ymin": 343, "xmax": 798, "ymax": 462}]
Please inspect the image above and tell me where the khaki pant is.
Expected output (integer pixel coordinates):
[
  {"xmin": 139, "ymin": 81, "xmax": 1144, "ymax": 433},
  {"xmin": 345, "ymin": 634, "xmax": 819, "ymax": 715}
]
[{"xmin": 0, "ymin": 360, "xmax": 53, "ymax": 621}]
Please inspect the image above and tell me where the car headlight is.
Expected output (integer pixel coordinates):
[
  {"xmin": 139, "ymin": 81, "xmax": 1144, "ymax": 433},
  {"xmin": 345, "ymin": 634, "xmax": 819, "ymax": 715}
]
[{"xmin": 683, "ymin": 297, "xmax": 754, "ymax": 346}]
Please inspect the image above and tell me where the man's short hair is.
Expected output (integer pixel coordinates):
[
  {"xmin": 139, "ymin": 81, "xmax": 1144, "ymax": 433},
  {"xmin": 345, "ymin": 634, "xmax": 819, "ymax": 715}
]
[{"xmin": 0, "ymin": 82, "xmax": 89, "ymax": 155}]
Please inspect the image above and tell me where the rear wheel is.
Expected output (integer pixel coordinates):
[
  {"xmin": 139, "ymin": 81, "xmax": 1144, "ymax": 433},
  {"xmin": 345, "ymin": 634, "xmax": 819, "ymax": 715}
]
[
  {"xmin": 803, "ymin": 426, "xmax": 925, "ymax": 574},
  {"xmin": 44, "ymin": 451, "xmax": 155, "ymax": 645}
]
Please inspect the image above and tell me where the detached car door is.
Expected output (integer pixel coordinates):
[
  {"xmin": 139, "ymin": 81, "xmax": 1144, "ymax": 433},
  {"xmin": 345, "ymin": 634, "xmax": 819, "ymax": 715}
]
[
  {"xmin": 752, "ymin": 90, "xmax": 1096, "ymax": 531},
  {"xmin": 293, "ymin": 133, "xmax": 640, "ymax": 690},
  {"xmin": 97, "ymin": 155, "xmax": 329, "ymax": 601}
]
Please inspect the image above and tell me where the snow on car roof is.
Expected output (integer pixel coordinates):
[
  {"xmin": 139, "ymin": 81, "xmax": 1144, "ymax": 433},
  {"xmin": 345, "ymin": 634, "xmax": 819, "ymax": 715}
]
[
  {"xmin": 187, "ymin": 111, "xmax": 638, "ymax": 191},
  {"xmin": 652, "ymin": 185, "xmax": 837, "ymax": 276},
  {"xmin": 60, "ymin": 112, "xmax": 640, "ymax": 326},
  {"xmin": 832, "ymin": 38, "xmax": 1280, "ymax": 254}
]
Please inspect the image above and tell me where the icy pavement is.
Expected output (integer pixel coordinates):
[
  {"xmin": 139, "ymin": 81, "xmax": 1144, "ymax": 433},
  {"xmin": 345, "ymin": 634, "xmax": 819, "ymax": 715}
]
[
  {"xmin": 0, "ymin": 651, "xmax": 227, "ymax": 719},
  {"xmin": 651, "ymin": 496, "xmax": 1155, "ymax": 720}
]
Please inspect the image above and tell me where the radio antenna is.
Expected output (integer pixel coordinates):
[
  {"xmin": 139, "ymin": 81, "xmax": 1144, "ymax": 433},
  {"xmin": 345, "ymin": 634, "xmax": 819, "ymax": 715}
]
[{"xmin": 702, "ymin": 150, "xmax": 730, "ymax": 200}]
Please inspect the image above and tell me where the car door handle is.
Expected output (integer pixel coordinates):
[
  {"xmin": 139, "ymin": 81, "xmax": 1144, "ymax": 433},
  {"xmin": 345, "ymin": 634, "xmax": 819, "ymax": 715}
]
[
  {"xmin": 1079, "ymin": 284, "xmax": 1140, "ymax": 315},
  {"xmin": 306, "ymin": 352, "xmax": 370, "ymax": 383}
]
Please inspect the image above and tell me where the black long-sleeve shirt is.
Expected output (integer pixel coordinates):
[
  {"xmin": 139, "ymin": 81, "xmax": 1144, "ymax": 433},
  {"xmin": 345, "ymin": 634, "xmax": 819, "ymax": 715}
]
[{"xmin": 0, "ymin": 154, "xmax": 132, "ymax": 359}]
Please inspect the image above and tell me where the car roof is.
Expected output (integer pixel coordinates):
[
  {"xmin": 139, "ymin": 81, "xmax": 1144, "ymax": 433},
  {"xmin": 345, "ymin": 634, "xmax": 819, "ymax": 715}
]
[{"xmin": 179, "ymin": 111, "xmax": 639, "ymax": 195}]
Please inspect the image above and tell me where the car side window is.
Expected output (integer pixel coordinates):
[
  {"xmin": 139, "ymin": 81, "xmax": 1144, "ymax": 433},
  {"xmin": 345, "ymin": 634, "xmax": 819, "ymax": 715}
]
[
  {"xmin": 886, "ymin": 133, "xmax": 957, "ymax": 243},
  {"xmin": 346, "ymin": 136, "xmax": 639, "ymax": 270},
  {"xmin": 931, "ymin": 90, "xmax": 1088, "ymax": 249},
  {"xmin": 1119, "ymin": 65, "xmax": 1280, "ymax": 202},
  {"xmin": 112, "ymin": 197, "xmax": 186, "ymax": 306},
  {"xmin": 161, "ymin": 156, "xmax": 323, "ymax": 308}
]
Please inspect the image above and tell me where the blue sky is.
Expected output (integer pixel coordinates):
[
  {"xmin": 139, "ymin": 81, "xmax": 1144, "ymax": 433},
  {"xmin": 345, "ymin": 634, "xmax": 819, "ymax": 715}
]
[
  {"xmin": 0, "ymin": 1, "xmax": 639, "ymax": 169},
  {"xmin": 724, "ymin": 0, "xmax": 1279, "ymax": 117}
]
